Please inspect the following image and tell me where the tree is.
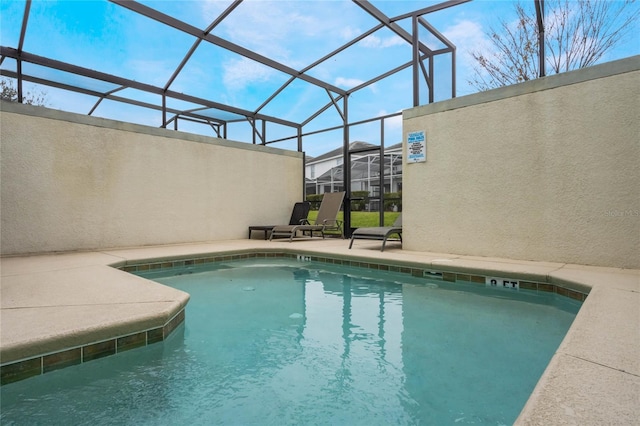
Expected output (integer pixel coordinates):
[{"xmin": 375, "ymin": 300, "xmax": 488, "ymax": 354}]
[
  {"xmin": 0, "ymin": 78, "xmax": 48, "ymax": 106},
  {"xmin": 469, "ymin": 0, "xmax": 639, "ymax": 91}
]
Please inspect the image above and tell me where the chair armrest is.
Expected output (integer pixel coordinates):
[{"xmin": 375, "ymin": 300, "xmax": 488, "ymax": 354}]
[{"xmin": 321, "ymin": 219, "xmax": 343, "ymax": 230}]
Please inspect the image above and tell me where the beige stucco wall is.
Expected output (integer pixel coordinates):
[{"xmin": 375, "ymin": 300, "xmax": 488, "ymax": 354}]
[
  {"xmin": 1, "ymin": 102, "xmax": 303, "ymax": 255},
  {"xmin": 403, "ymin": 56, "xmax": 639, "ymax": 269}
]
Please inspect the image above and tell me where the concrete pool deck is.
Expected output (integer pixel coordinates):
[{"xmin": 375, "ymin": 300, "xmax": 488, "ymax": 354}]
[{"xmin": 1, "ymin": 238, "xmax": 638, "ymax": 424}]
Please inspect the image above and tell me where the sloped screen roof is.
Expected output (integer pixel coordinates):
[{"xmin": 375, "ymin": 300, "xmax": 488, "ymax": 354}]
[{"xmin": 1, "ymin": 0, "xmax": 467, "ymax": 153}]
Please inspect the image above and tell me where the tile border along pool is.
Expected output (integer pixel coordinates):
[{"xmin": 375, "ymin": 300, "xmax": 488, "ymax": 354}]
[
  {"xmin": 1, "ymin": 239, "xmax": 638, "ymax": 424},
  {"xmin": 120, "ymin": 251, "xmax": 589, "ymax": 301}
]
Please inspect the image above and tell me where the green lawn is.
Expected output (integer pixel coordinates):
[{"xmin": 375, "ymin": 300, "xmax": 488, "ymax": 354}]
[{"xmin": 307, "ymin": 210, "xmax": 400, "ymax": 233}]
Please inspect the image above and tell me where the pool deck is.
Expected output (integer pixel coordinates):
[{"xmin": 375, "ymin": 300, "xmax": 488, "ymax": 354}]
[{"xmin": 1, "ymin": 238, "xmax": 638, "ymax": 424}]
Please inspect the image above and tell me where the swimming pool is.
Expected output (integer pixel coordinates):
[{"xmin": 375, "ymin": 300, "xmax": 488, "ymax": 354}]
[{"xmin": 0, "ymin": 257, "xmax": 580, "ymax": 425}]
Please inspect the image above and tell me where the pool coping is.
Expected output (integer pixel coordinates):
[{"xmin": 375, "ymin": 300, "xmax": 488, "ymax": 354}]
[{"xmin": 1, "ymin": 238, "xmax": 638, "ymax": 424}]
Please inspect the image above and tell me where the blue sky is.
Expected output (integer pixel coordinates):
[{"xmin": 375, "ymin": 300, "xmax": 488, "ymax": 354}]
[{"xmin": 1, "ymin": 0, "xmax": 638, "ymax": 156}]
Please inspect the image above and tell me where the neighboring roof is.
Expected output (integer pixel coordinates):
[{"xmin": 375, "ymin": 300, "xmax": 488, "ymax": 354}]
[
  {"xmin": 307, "ymin": 141, "xmax": 376, "ymax": 164},
  {"xmin": 312, "ymin": 149, "xmax": 403, "ymax": 183},
  {"xmin": 306, "ymin": 140, "xmax": 403, "ymax": 165},
  {"xmin": 387, "ymin": 142, "xmax": 403, "ymax": 151},
  {"xmin": 315, "ymin": 166, "xmax": 343, "ymax": 181}
]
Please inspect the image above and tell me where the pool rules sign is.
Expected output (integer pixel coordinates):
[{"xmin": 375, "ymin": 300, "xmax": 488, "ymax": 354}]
[{"xmin": 407, "ymin": 130, "xmax": 426, "ymax": 163}]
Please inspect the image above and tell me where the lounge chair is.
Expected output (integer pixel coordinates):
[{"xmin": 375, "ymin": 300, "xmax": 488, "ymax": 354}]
[
  {"xmin": 248, "ymin": 201, "xmax": 310, "ymax": 239},
  {"xmin": 348, "ymin": 214, "xmax": 402, "ymax": 251},
  {"xmin": 270, "ymin": 192, "xmax": 345, "ymax": 242}
]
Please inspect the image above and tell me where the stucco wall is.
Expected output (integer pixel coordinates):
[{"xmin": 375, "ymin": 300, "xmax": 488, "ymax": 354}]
[
  {"xmin": 403, "ymin": 56, "xmax": 639, "ymax": 269},
  {"xmin": 1, "ymin": 102, "xmax": 303, "ymax": 255}
]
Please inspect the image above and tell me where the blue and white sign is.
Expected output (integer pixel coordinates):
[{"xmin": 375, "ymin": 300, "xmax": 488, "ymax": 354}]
[{"xmin": 407, "ymin": 130, "xmax": 426, "ymax": 163}]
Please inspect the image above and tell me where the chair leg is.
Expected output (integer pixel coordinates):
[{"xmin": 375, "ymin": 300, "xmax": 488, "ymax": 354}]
[{"xmin": 349, "ymin": 237, "xmax": 355, "ymax": 249}]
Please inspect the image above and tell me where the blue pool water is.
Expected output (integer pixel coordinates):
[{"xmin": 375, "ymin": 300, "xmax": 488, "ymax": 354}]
[{"xmin": 0, "ymin": 258, "xmax": 580, "ymax": 425}]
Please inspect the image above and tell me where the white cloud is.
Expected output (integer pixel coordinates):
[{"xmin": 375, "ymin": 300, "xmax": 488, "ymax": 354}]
[
  {"xmin": 379, "ymin": 111, "xmax": 402, "ymax": 130},
  {"xmin": 340, "ymin": 26, "xmax": 362, "ymax": 41},
  {"xmin": 335, "ymin": 77, "xmax": 365, "ymax": 89},
  {"xmin": 340, "ymin": 26, "xmax": 406, "ymax": 49},
  {"xmin": 202, "ymin": 1, "xmax": 323, "ymax": 64},
  {"xmin": 200, "ymin": 0, "xmax": 235, "ymax": 26},
  {"xmin": 361, "ymin": 34, "xmax": 405, "ymax": 49},
  {"xmin": 126, "ymin": 59, "xmax": 174, "ymax": 87},
  {"xmin": 443, "ymin": 19, "xmax": 491, "ymax": 64},
  {"xmin": 223, "ymin": 57, "xmax": 276, "ymax": 90},
  {"xmin": 442, "ymin": 18, "xmax": 494, "ymax": 93}
]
